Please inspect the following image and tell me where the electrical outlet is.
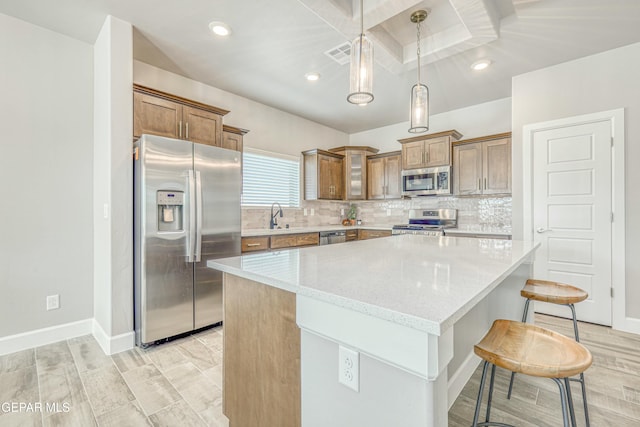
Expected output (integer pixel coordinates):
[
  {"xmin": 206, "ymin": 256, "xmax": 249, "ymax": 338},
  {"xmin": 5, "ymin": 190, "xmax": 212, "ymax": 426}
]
[
  {"xmin": 46, "ymin": 294, "xmax": 60, "ymax": 311},
  {"xmin": 303, "ymin": 208, "xmax": 308, "ymax": 216},
  {"xmin": 386, "ymin": 209, "xmax": 391, "ymax": 216},
  {"xmin": 341, "ymin": 208, "xmax": 345, "ymax": 216},
  {"xmin": 338, "ymin": 345, "xmax": 359, "ymax": 392},
  {"xmin": 310, "ymin": 208, "xmax": 315, "ymax": 216}
]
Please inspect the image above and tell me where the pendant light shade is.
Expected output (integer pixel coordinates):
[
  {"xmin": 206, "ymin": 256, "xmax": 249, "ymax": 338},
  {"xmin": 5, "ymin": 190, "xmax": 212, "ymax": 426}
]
[
  {"xmin": 408, "ymin": 10, "xmax": 429, "ymax": 133},
  {"xmin": 409, "ymin": 83, "xmax": 429, "ymax": 133},
  {"xmin": 347, "ymin": 0, "xmax": 374, "ymax": 105}
]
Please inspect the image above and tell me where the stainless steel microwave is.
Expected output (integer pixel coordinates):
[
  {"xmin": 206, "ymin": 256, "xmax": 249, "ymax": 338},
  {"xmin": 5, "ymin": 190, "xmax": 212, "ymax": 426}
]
[{"xmin": 401, "ymin": 166, "xmax": 451, "ymax": 196}]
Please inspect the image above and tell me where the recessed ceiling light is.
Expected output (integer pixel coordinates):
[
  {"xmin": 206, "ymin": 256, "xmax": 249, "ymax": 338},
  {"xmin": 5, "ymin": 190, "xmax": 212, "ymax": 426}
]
[
  {"xmin": 305, "ymin": 72, "xmax": 320, "ymax": 82},
  {"xmin": 209, "ymin": 21, "xmax": 231, "ymax": 37},
  {"xmin": 471, "ymin": 59, "xmax": 491, "ymax": 71}
]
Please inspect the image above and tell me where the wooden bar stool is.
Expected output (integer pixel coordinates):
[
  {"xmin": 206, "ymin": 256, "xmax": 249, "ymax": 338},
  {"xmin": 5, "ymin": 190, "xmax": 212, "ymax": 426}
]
[
  {"xmin": 472, "ymin": 319, "xmax": 592, "ymax": 427},
  {"xmin": 507, "ymin": 279, "xmax": 590, "ymax": 425}
]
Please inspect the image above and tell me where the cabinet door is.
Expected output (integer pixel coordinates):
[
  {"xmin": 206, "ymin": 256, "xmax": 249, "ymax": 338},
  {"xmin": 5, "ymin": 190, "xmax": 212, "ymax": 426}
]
[
  {"xmin": 328, "ymin": 156, "xmax": 344, "ymax": 199},
  {"xmin": 133, "ymin": 92, "xmax": 182, "ymax": 139},
  {"xmin": 424, "ymin": 137, "xmax": 451, "ymax": 167},
  {"xmin": 483, "ymin": 138, "xmax": 511, "ymax": 194},
  {"xmin": 270, "ymin": 235, "xmax": 298, "ymax": 249},
  {"xmin": 183, "ymin": 106, "xmax": 222, "ymax": 146},
  {"xmin": 384, "ymin": 155, "xmax": 402, "ymax": 199},
  {"xmin": 296, "ymin": 233, "xmax": 320, "ymax": 247},
  {"xmin": 345, "ymin": 151, "xmax": 366, "ymax": 200},
  {"xmin": 367, "ymin": 157, "xmax": 386, "ymax": 200},
  {"xmin": 242, "ymin": 236, "xmax": 270, "ymax": 253},
  {"xmin": 402, "ymin": 140, "xmax": 426, "ymax": 170},
  {"xmin": 318, "ymin": 155, "xmax": 342, "ymax": 199},
  {"xmin": 222, "ymin": 131, "xmax": 243, "ymax": 152},
  {"xmin": 358, "ymin": 229, "xmax": 392, "ymax": 240},
  {"xmin": 453, "ymin": 143, "xmax": 482, "ymax": 195}
]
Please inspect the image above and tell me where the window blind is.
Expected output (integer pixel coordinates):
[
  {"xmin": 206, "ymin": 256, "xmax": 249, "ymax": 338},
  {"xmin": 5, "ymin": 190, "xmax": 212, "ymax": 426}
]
[{"xmin": 242, "ymin": 150, "xmax": 300, "ymax": 207}]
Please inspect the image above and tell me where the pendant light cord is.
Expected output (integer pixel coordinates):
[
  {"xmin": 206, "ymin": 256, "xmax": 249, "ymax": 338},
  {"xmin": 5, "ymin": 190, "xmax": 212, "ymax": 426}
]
[
  {"xmin": 416, "ymin": 19, "xmax": 422, "ymax": 85},
  {"xmin": 360, "ymin": 0, "xmax": 364, "ymax": 35}
]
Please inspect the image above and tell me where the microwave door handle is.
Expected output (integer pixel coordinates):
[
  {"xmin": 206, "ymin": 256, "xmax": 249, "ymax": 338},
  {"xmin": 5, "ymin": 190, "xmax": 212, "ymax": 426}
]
[
  {"xmin": 187, "ymin": 170, "xmax": 196, "ymax": 263},
  {"xmin": 195, "ymin": 170, "xmax": 203, "ymax": 263}
]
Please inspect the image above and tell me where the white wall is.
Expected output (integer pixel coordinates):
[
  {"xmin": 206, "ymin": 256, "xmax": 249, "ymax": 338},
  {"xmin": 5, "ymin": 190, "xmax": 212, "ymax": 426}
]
[
  {"xmin": 349, "ymin": 97, "xmax": 511, "ymax": 151},
  {"xmin": 93, "ymin": 16, "xmax": 134, "ymax": 351},
  {"xmin": 133, "ymin": 61, "xmax": 349, "ymax": 156},
  {"xmin": 0, "ymin": 13, "xmax": 94, "ymax": 338},
  {"xmin": 512, "ymin": 42, "xmax": 640, "ymax": 320}
]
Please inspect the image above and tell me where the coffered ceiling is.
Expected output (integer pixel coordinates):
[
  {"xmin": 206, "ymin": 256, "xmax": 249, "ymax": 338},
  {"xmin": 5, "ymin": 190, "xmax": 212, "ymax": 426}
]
[{"xmin": 2, "ymin": 0, "xmax": 640, "ymax": 133}]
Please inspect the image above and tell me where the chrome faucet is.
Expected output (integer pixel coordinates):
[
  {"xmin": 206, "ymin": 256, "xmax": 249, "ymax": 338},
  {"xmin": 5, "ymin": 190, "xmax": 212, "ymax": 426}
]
[{"xmin": 270, "ymin": 202, "xmax": 283, "ymax": 229}]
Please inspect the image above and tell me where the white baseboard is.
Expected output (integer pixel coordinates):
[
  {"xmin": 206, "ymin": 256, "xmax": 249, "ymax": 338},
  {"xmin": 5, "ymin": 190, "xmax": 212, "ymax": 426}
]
[
  {"xmin": 616, "ymin": 316, "xmax": 640, "ymax": 335},
  {"xmin": 0, "ymin": 319, "xmax": 93, "ymax": 356},
  {"xmin": 92, "ymin": 320, "xmax": 135, "ymax": 355},
  {"xmin": 0, "ymin": 318, "xmax": 135, "ymax": 357},
  {"xmin": 448, "ymin": 351, "xmax": 481, "ymax": 410}
]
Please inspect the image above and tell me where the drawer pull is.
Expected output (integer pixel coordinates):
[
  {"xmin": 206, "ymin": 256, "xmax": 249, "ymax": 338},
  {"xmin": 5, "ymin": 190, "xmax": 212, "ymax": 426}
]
[{"xmin": 246, "ymin": 243, "xmax": 262, "ymax": 247}]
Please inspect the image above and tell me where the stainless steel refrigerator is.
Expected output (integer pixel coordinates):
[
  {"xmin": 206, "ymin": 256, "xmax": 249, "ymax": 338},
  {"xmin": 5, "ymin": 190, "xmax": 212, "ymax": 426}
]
[{"xmin": 134, "ymin": 134, "xmax": 241, "ymax": 347}]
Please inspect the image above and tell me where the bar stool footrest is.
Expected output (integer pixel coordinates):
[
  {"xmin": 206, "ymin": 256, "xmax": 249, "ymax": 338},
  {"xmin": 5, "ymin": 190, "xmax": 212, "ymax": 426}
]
[{"xmin": 474, "ymin": 423, "xmax": 515, "ymax": 427}]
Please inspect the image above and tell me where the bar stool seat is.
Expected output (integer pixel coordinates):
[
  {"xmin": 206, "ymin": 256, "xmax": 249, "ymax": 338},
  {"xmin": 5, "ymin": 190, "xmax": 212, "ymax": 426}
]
[
  {"xmin": 472, "ymin": 319, "xmax": 592, "ymax": 427},
  {"xmin": 520, "ymin": 279, "xmax": 588, "ymax": 306},
  {"xmin": 508, "ymin": 279, "xmax": 591, "ymax": 426}
]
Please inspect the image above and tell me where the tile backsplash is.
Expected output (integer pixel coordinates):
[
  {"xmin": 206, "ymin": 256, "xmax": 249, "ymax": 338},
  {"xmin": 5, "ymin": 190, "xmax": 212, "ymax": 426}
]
[{"xmin": 242, "ymin": 196, "xmax": 512, "ymax": 232}]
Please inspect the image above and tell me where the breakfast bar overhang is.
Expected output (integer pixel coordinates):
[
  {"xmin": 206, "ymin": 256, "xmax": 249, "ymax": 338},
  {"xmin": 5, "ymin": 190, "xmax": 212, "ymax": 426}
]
[{"xmin": 209, "ymin": 235, "xmax": 539, "ymax": 427}]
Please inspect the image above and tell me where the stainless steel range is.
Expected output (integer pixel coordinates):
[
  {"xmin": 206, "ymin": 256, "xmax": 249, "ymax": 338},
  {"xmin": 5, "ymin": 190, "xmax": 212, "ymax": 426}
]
[{"xmin": 392, "ymin": 209, "xmax": 458, "ymax": 236}]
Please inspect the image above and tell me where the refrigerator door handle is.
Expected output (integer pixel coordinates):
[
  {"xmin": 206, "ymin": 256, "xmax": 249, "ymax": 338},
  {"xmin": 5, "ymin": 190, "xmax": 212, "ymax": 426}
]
[
  {"xmin": 195, "ymin": 170, "xmax": 203, "ymax": 262},
  {"xmin": 187, "ymin": 170, "xmax": 196, "ymax": 262}
]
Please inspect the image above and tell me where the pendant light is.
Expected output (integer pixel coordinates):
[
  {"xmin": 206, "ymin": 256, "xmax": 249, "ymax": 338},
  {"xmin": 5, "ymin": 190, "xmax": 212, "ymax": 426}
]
[
  {"xmin": 408, "ymin": 10, "xmax": 429, "ymax": 133},
  {"xmin": 347, "ymin": 0, "xmax": 374, "ymax": 105}
]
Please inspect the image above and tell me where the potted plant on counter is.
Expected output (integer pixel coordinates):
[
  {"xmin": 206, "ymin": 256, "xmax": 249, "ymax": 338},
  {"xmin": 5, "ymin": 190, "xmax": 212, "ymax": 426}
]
[{"xmin": 347, "ymin": 204, "xmax": 357, "ymax": 226}]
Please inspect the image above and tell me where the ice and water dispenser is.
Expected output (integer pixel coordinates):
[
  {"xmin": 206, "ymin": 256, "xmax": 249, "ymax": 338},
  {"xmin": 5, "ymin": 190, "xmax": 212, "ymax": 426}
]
[{"xmin": 156, "ymin": 190, "xmax": 184, "ymax": 232}]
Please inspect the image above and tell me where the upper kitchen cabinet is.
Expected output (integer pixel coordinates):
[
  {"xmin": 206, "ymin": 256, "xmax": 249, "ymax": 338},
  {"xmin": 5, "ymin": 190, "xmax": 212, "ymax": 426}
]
[
  {"xmin": 133, "ymin": 84, "xmax": 228, "ymax": 147},
  {"xmin": 302, "ymin": 149, "xmax": 344, "ymax": 200},
  {"xmin": 367, "ymin": 151, "xmax": 401, "ymax": 200},
  {"xmin": 328, "ymin": 146, "xmax": 378, "ymax": 200},
  {"xmin": 453, "ymin": 132, "xmax": 512, "ymax": 195},
  {"xmin": 398, "ymin": 130, "xmax": 462, "ymax": 170},
  {"xmin": 222, "ymin": 125, "xmax": 249, "ymax": 152}
]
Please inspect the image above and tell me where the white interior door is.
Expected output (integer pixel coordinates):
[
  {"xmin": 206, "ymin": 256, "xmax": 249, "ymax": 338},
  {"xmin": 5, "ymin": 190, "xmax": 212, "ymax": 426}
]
[{"xmin": 532, "ymin": 120, "xmax": 612, "ymax": 325}]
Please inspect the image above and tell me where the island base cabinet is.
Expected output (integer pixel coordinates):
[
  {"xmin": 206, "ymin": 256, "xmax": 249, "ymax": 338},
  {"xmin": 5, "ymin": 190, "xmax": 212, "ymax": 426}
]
[
  {"xmin": 222, "ymin": 274, "xmax": 300, "ymax": 427},
  {"xmin": 301, "ymin": 330, "xmax": 448, "ymax": 427}
]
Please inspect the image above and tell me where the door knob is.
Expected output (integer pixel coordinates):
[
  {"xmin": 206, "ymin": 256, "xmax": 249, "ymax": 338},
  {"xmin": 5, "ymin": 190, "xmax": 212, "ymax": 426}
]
[{"xmin": 536, "ymin": 227, "xmax": 550, "ymax": 233}]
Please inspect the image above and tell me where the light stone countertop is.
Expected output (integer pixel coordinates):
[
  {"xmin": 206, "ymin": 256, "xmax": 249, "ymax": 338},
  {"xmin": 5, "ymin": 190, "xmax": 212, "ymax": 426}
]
[
  {"xmin": 241, "ymin": 224, "xmax": 393, "ymax": 237},
  {"xmin": 208, "ymin": 235, "xmax": 538, "ymax": 335},
  {"xmin": 444, "ymin": 227, "xmax": 512, "ymax": 237}
]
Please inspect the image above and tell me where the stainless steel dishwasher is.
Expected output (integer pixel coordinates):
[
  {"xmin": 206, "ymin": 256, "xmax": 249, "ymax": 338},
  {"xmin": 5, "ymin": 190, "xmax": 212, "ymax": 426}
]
[{"xmin": 319, "ymin": 230, "xmax": 347, "ymax": 245}]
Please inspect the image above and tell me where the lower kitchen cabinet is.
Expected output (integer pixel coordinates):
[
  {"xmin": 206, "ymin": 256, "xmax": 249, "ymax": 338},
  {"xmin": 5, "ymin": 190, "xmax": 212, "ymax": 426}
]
[
  {"xmin": 271, "ymin": 233, "xmax": 320, "ymax": 249},
  {"xmin": 358, "ymin": 229, "xmax": 392, "ymax": 240},
  {"xmin": 345, "ymin": 229, "xmax": 358, "ymax": 241},
  {"xmin": 241, "ymin": 236, "xmax": 270, "ymax": 253}
]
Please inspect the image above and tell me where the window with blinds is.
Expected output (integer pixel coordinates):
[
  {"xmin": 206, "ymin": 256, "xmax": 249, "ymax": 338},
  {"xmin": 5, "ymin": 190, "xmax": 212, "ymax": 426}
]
[{"xmin": 242, "ymin": 149, "xmax": 301, "ymax": 207}]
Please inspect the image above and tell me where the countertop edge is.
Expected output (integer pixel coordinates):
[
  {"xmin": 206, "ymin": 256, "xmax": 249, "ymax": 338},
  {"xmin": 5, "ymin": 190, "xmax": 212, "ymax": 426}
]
[{"xmin": 242, "ymin": 224, "xmax": 393, "ymax": 237}]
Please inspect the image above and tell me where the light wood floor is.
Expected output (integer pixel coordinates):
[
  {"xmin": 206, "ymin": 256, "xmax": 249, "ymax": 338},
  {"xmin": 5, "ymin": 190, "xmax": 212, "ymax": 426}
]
[
  {"xmin": 0, "ymin": 326, "xmax": 227, "ymax": 427},
  {"xmin": 449, "ymin": 313, "xmax": 640, "ymax": 426},
  {"xmin": 1, "ymin": 314, "xmax": 639, "ymax": 426}
]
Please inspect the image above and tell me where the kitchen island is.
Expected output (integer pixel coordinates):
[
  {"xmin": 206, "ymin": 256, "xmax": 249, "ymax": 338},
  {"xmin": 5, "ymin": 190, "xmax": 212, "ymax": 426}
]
[{"xmin": 208, "ymin": 235, "xmax": 539, "ymax": 427}]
